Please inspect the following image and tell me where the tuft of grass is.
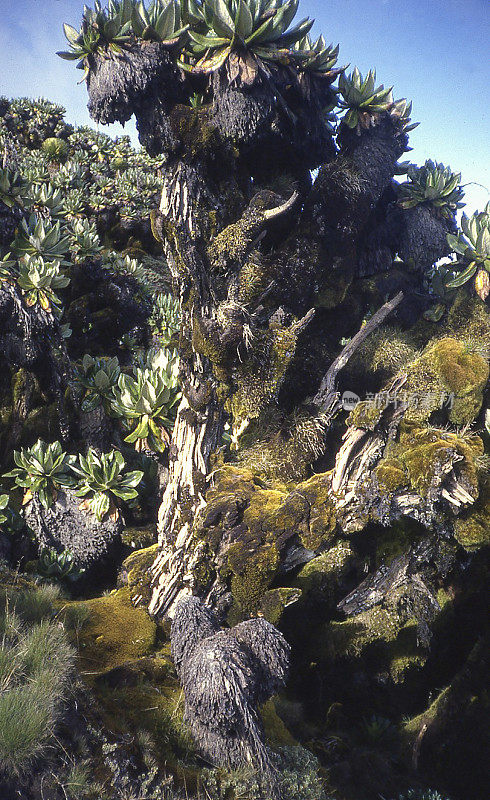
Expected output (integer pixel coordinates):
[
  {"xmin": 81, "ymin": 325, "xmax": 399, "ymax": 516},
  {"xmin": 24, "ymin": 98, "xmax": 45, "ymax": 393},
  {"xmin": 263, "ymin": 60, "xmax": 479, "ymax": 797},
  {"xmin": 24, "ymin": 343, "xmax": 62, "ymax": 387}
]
[
  {"xmin": 0, "ymin": 583, "xmax": 61, "ymax": 625},
  {"xmin": 0, "ymin": 590, "xmax": 74, "ymax": 775}
]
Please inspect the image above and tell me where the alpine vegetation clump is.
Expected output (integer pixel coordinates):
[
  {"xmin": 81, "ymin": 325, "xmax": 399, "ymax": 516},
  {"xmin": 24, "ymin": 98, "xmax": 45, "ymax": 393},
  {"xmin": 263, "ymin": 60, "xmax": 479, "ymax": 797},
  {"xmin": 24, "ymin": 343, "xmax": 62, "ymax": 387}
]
[{"xmin": 0, "ymin": 587, "xmax": 75, "ymax": 776}]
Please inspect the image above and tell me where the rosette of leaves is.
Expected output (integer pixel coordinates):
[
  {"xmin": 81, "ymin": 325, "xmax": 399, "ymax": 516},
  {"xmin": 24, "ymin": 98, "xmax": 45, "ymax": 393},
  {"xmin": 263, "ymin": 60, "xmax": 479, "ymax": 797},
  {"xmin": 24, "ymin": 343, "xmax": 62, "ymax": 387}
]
[
  {"xmin": 51, "ymin": 162, "xmax": 85, "ymax": 189},
  {"xmin": 0, "ymin": 167, "xmax": 25, "ymax": 209},
  {"xmin": 292, "ymin": 34, "xmax": 341, "ymax": 76},
  {"xmin": 41, "ymin": 137, "xmax": 70, "ymax": 164},
  {"xmin": 398, "ymin": 160, "xmax": 464, "ymax": 219},
  {"xmin": 25, "ymin": 183, "xmax": 66, "ymax": 219},
  {"xmin": 15, "ymin": 255, "xmax": 70, "ymax": 315},
  {"xmin": 131, "ymin": 0, "xmax": 189, "ymax": 45},
  {"xmin": 69, "ymin": 217, "xmax": 102, "ymax": 261},
  {"xmin": 338, "ymin": 68, "xmax": 394, "ymax": 131},
  {"xmin": 107, "ymin": 253, "xmax": 147, "ymax": 281},
  {"xmin": 62, "ymin": 189, "xmax": 86, "ymax": 219},
  {"xmin": 182, "ymin": 0, "xmax": 314, "ymax": 74},
  {"xmin": 149, "ymin": 291, "xmax": 181, "ymax": 346},
  {"xmin": 0, "ymin": 495, "xmax": 9, "ymax": 526},
  {"xmin": 111, "ymin": 350, "xmax": 181, "ymax": 452},
  {"xmin": 70, "ymin": 448, "xmax": 143, "ymax": 521},
  {"xmin": 57, "ymin": 1, "xmax": 133, "ymax": 75},
  {"xmin": 38, "ymin": 547, "xmax": 85, "ymax": 581},
  {"xmin": 445, "ymin": 205, "xmax": 490, "ymax": 299},
  {"xmin": 4, "ymin": 440, "xmax": 76, "ymax": 509},
  {"xmin": 389, "ymin": 97, "xmax": 418, "ymax": 134},
  {"xmin": 0, "ymin": 254, "xmax": 17, "ymax": 285},
  {"xmin": 12, "ymin": 214, "xmax": 71, "ymax": 264},
  {"xmin": 73, "ymin": 354, "xmax": 121, "ymax": 412}
]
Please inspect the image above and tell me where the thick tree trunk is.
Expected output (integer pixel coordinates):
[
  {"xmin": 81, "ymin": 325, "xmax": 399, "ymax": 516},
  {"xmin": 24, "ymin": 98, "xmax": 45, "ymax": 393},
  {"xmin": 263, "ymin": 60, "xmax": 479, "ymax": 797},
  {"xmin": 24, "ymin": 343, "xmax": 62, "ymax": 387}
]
[{"xmin": 149, "ymin": 159, "xmax": 226, "ymax": 617}]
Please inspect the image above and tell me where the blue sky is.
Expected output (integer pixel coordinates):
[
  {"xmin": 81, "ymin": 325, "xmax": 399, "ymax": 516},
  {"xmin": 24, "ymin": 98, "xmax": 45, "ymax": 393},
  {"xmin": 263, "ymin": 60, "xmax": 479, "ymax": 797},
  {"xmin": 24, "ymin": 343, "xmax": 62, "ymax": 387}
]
[{"xmin": 0, "ymin": 0, "xmax": 488, "ymax": 214}]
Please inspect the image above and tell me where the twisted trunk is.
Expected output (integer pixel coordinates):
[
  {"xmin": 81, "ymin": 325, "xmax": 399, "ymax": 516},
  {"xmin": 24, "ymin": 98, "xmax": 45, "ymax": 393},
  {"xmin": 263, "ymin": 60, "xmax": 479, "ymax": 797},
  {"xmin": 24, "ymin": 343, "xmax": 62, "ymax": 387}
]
[{"xmin": 149, "ymin": 158, "xmax": 226, "ymax": 617}]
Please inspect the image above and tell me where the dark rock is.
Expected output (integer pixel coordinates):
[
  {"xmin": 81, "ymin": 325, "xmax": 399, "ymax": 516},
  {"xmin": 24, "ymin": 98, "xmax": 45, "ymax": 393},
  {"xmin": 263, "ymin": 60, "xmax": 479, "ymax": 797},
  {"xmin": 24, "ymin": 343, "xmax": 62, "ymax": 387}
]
[{"xmin": 24, "ymin": 491, "xmax": 122, "ymax": 573}]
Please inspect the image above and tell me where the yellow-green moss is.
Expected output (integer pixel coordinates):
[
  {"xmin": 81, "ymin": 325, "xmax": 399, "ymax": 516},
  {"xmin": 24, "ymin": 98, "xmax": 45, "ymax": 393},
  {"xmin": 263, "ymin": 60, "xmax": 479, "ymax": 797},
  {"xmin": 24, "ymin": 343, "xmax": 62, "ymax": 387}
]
[
  {"xmin": 327, "ymin": 606, "xmax": 400, "ymax": 659},
  {"xmin": 347, "ymin": 401, "xmax": 384, "ymax": 430},
  {"xmin": 401, "ymin": 337, "xmax": 488, "ymax": 425},
  {"xmin": 453, "ymin": 476, "xmax": 490, "ymax": 550},
  {"xmin": 71, "ymin": 587, "xmax": 157, "ymax": 675},
  {"xmin": 121, "ymin": 525, "xmax": 156, "ymax": 550},
  {"xmin": 374, "ymin": 458, "xmax": 407, "ymax": 494},
  {"xmin": 291, "ymin": 473, "xmax": 337, "ymax": 551},
  {"xmin": 397, "ymin": 425, "xmax": 481, "ymax": 497},
  {"xmin": 259, "ymin": 587, "xmax": 302, "ymax": 625}
]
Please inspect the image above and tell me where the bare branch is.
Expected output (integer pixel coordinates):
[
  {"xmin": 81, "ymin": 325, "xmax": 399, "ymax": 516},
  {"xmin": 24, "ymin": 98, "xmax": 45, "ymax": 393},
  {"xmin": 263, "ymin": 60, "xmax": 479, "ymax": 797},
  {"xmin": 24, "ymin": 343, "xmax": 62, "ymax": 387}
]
[
  {"xmin": 263, "ymin": 191, "xmax": 300, "ymax": 220},
  {"xmin": 313, "ymin": 291, "xmax": 404, "ymax": 408}
]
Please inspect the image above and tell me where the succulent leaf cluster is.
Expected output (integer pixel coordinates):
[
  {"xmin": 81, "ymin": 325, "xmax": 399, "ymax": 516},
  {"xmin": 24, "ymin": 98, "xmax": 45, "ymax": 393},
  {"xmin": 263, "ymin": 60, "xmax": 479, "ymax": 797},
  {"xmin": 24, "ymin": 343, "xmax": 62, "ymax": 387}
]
[
  {"xmin": 25, "ymin": 182, "xmax": 66, "ymax": 219},
  {"xmin": 131, "ymin": 0, "xmax": 189, "ymax": 43},
  {"xmin": 0, "ymin": 495, "xmax": 9, "ymax": 526},
  {"xmin": 12, "ymin": 214, "xmax": 71, "ymax": 264},
  {"xmin": 73, "ymin": 354, "xmax": 121, "ymax": 412},
  {"xmin": 4, "ymin": 440, "xmax": 76, "ymax": 509},
  {"xmin": 111, "ymin": 348, "xmax": 181, "ymax": 452},
  {"xmin": 149, "ymin": 291, "xmax": 181, "ymax": 346},
  {"xmin": 71, "ymin": 448, "xmax": 143, "ymax": 520},
  {"xmin": 338, "ymin": 68, "xmax": 394, "ymax": 131},
  {"xmin": 184, "ymin": 0, "xmax": 314, "ymax": 73},
  {"xmin": 41, "ymin": 137, "xmax": 70, "ymax": 163},
  {"xmin": 0, "ymin": 97, "xmax": 73, "ymax": 148},
  {"xmin": 398, "ymin": 160, "xmax": 464, "ymax": 219},
  {"xmin": 0, "ymin": 168, "xmax": 25, "ymax": 209},
  {"xmin": 69, "ymin": 217, "xmax": 102, "ymax": 261},
  {"xmin": 446, "ymin": 204, "xmax": 490, "ymax": 299},
  {"xmin": 58, "ymin": 1, "xmax": 133, "ymax": 71},
  {"xmin": 16, "ymin": 255, "xmax": 70, "ymax": 315},
  {"xmin": 38, "ymin": 547, "xmax": 85, "ymax": 580},
  {"xmin": 292, "ymin": 35, "xmax": 340, "ymax": 76},
  {"xmin": 58, "ymin": 0, "xmax": 342, "ymax": 80}
]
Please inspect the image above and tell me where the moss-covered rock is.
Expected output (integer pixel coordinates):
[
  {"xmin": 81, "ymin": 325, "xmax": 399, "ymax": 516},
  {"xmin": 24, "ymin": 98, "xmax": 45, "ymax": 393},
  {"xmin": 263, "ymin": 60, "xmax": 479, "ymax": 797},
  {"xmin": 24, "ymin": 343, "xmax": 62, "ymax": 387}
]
[
  {"xmin": 71, "ymin": 587, "xmax": 157, "ymax": 674},
  {"xmin": 193, "ymin": 465, "xmax": 339, "ymax": 620},
  {"xmin": 453, "ymin": 475, "xmax": 490, "ymax": 551},
  {"xmin": 400, "ymin": 337, "xmax": 488, "ymax": 426}
]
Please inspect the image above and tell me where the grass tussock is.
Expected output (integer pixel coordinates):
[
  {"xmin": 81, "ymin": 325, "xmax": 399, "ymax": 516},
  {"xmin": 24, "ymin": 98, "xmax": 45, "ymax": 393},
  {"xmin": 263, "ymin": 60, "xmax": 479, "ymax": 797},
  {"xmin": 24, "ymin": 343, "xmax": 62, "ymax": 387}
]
[{"xmin": 0, "ymin": 586, "xmax": 75, "ymax": 775}]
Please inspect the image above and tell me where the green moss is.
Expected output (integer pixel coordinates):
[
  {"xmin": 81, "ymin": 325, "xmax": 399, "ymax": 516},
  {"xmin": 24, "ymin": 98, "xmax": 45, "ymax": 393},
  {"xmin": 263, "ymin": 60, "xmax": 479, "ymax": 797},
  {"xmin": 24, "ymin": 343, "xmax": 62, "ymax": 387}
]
[
  {"xmin": 259, "ymin": 588, "xmax": 302, "ymax": 625},
  {"xmin": 453, "ymin": 475, "xmax": 490, "ymax": 550},
  {"xmin": 397, "ymin": 425, "xmax": 481, "ymax": 497},
  {"xmin": 191, "ymin": 313, "xmax": 227, "ymax": 365},
  {"xmin": 401, "ymin": 337, "xmax": 488, "ymax": 425},
  {"xmin": 260, "ymin": 698, "xmax": 296, "ymax": 746},
  {"xmin": 120, "ymin": 544, "xmax": 159, "ymax": 606},
  {"xmin": 444, "ymin": 290, "xmax": 490, "ymax": 346},
  {"xmin": 170, "ymin": 105, "xmax": 220, "ymax": 158},
  {"xmin": 71, "ymin": 587, "xmax": 157, "ymax": 676},
  {"xmin": 373, "ymin": 458, "xmax": 407, "ymax": 493},
  {"xmin": 295, "ymin": 542, "xmax": 356, "ymax": 598},
  {"xmin": 387, "ymin": 620, "xmax": 427, "ymax": 683},
  {"xmin": 121, "ymin": 525, "xmax": 157, "ymax": 550},
  {"xmin": 374, "ymin": 518, "xmax": 426, "ymax": 567},
  {"xmin": 21, "ymin": 403, "xmax": 60, "ymax": 445},
  {"xmin": 348, "ymin": 401, "xmax": 384, "ymax": 430},
  {"xmin": 327, "ymin": 606, "xmax": 400, "ymax": 659},
  {"xmin": 229, "ymin": 542, "xmax": 279, "ymax": 617}
]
